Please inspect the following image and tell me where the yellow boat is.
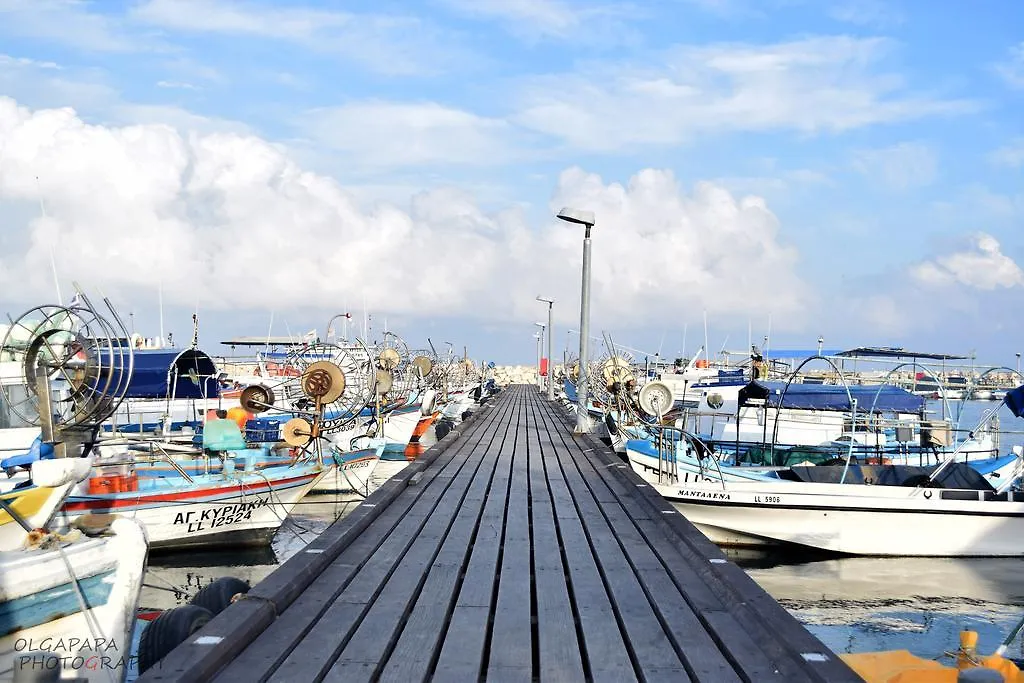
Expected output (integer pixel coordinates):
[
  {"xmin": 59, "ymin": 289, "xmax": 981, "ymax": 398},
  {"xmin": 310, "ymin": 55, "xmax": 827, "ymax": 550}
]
[
  {"xmin": 843, "ymin": 630, "xmax": 1024, "ymax": 682},
  {"xmin": 0, "ymin": 457, "xmax": 93, "ymax": 550}
]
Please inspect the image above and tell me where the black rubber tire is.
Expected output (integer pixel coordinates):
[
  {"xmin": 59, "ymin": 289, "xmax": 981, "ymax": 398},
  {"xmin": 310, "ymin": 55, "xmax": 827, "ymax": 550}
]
[
  {"xmin": 190, "ymin": 576, "xmax": 250, "ymax": 615},
  {"xmin": 461, "ymin": 410, "xmax": 473, "ymax": 422},
  {"xmin": 435, "ymin": 419, "xmax": 454, "ymax": 440},
  {"xmin": 138, "ymin": 604, "xmax": 214, "ymax": 673}
]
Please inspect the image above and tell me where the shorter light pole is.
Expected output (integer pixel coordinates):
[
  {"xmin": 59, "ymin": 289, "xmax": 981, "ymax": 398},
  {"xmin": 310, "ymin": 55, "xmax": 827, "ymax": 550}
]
[
  {"xmin": 1017, "ymin": 353, "xmax": 1021, "ymax": 376},
  {"xmin": 534, "ymin": 322, "xmax": 546, "ymax": 391},
  {"xmin": 537, "ymin": 296, "xmax": 554, "ymax": 400},
  {"xmin": 534, "ymin": 332, "xmax": 542, "ymax": 387}
]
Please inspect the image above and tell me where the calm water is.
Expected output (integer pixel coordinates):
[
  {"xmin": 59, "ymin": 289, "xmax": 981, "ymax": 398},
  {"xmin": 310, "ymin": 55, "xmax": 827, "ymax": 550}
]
[{"xmin": 133, "ymin": 400, "xmax": 1024, "ymax": 670}]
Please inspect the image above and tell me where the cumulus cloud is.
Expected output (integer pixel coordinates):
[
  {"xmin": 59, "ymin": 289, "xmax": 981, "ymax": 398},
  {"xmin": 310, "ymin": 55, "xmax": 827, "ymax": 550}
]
[
  {"xmin": 513, "ymin": 37, "xmax": 977, "ymax": 152},
  {"xmin": 0, "ymin": 97, "xmax": 809, "ymax": 332},
  {"xmin": 911, "ymin": 234, "xmax": 1024, "ymax": 290}
]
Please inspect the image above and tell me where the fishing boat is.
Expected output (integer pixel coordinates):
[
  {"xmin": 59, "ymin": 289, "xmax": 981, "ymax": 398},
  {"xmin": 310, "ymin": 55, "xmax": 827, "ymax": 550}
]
[
  {"xmin": 0, "ymin": 296, "xmax": 149, "ymax": 681},
  {"xmin": 0, "ymin": 516, "xmax": 148, "ymax": 681},
  {"xmin": 842, "ymin": 629, "xmax": 1024, "ymax": 682},
  {"xmin": 625, "ymin": 380, "xmax": 1024, "ymax": 556},
  {"xmin": 58, "ymin": 419, "xmax": 326, "ymax": 551}
]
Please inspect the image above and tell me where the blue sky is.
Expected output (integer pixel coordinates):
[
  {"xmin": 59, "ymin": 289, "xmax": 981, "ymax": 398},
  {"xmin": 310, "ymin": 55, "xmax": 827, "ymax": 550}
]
[{"xmin": 0, "ymin": 0, "xmax": 1021, "ymax": 366}]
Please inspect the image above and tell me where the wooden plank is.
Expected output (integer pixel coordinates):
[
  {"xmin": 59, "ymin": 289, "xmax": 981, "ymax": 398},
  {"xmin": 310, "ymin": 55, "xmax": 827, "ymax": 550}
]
[
  {"xmin": 142, "ymin": 402, "xmax": 499, "ymax": 683},
  {"xmin": 525, "ymin": 393, "xmax": 587, "ymax": 683},
  {"xmin": 544, "ymin": 428, "xmax": 692, "ymax": 681},
  {"xmin": 265, "ymin": 396, "xmax": 512, "ymax": 683},
  {"xmin": 540, "ymin": 396, "xmax": 860, "ymax": 682},
  {"xmin": 485, "ymin": 394, "xmax": 532, "ymax": 682},
  {"xmin": 568, "ymin": 442, "xmax": 837, "ymax": 681},
  {"xmin": 376, "ymin": 392, "xmax": 520, "ymax": 683},
  {"xmin": 431, "ymin": 393, "xmax": 522, "ymax": 679},
  {"xmin": 321, "ymin": 404, "xmax": 512, "ymax": 682},
  {"xmin": 530, "ymin": 399, "xmax": 637, "ymax": 683},
  {"xmin": 211, "ymin": 398, "xmax": 511, "ymax": 682},
  {"xmin": 544, "ymin": 405, "xmax": 805, "ymax": 681}
]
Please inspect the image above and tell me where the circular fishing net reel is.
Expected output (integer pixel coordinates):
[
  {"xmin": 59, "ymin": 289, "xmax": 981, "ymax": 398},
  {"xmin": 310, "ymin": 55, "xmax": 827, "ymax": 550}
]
[
  {"xmin": 0, "ymin": 300, "xmax": 133, "ymax": 439},
  {"xmin": 370, "ymin": 332, "xmax": 418, "ymax": 405},
  {"xmin": 589, "ymin": 353, "xmax": 636, "ymax": 405},
  {"xmin": 240, "ymin": 341, "xmax": 375, "ymax": 435}
]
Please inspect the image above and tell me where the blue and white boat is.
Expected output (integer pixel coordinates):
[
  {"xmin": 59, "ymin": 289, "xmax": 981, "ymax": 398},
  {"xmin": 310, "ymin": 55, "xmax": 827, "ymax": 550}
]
[{"xmin": 0, "ymin": 516, "xmax": 148, "ymax": 681}]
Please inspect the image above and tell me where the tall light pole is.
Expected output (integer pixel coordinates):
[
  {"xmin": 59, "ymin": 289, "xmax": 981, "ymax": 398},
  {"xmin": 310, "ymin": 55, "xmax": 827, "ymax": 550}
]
[
  {"xmin": 534, "ymin": 322, "xmax": 546, "ymax": 389},
  {"xmin": 537, "ymin": 296, "xmax": 555, "ymax": 400},
  {"xmin": 1017, "ymin": 353, "xmax": 1021, "ymax": 376},
  {"xmin": 557, "ymin": 207, "xmax": 596, "ymax": 434}
]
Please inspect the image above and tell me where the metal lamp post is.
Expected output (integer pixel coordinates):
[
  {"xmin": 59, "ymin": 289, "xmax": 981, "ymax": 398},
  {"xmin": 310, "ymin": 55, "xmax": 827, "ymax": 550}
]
[
  {"xmin": 557, "ymin": 207, "xmax": 596, "ymax": 434},
  {"xmin": 536, "ymin": 296, "xmax": 555, "ymax": 400}
]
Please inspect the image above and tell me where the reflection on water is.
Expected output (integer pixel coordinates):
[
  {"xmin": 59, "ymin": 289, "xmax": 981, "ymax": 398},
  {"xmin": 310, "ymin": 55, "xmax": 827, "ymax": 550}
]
[
  {"xmin": 731, "ymin": 547, "xmax": 1024, "ymax": 660},
  {"xmin": 141, "ymin": 494, "xmax": 363, "ymax": 610}
]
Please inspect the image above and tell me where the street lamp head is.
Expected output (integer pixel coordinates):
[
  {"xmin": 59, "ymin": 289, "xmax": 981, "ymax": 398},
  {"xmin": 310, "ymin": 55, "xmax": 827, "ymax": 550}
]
[
  {"xmin": 535, "ymin": 322, "xmax": 546, "ymax": 329},
  {"xmin": 556, "ymin": 207, "xmax": 595, "ymax": 227},
  {"xmin": 536, "ymin": 295, "xmax": 554, "ymax": 304}
]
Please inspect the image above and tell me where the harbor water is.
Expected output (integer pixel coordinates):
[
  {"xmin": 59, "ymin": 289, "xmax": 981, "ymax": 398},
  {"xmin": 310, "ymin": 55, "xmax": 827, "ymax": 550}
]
[{"xmin": 135, "ymin": 400, "xmax": 1024, "ymax": 671}]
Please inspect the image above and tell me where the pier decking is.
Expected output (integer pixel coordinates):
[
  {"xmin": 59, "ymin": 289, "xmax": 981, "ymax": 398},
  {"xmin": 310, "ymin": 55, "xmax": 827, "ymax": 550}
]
[{"xmin": 142, "ymin": 385, "xmax": 858, "ymax": 682}]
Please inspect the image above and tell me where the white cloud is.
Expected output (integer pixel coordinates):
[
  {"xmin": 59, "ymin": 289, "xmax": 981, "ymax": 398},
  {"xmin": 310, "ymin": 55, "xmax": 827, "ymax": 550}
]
[
  {"xmin": 546, "ymin": 167, "xmax": 811, "ymax": 326},
  {"xmin": 0, "ymin": 97, "xmax": 810, "ymax": 331},
  {"xmin": 131, "ymin": 0, "xmax": 463, "ymax": 76},
  {"xmin": 994, "ymin": 42, "xmax": 1024, "ymax": 89},
  {"xmin": 0, "ymin": 54, "xmax": 60, "ymax": 70},
  {"xmin": 0, "ymin": 0, "xmax": 157, "ymax": 52},
  {"xmin": 828, "ymin": 0, "xmax": 904, "ymax": 28},
  {"xmin": 911, "ymin": 234, "xmax": 1024, "ymax": 290},
  {"xmin": 157, "ymin": 81, "xmax": 199, "ymax": 90},
  {"xmin": 852, "ymin": 142, "xmax": 937, "ymax": 190},
  {"xmin": 438, "ymin": 0, "xmax": 636, "ymax": 42},
  {"xmin": 301, "ymin": 102, "xmax": 525, "ymax": 168},
  {"xmin": 989, "ymin": 139, "xmax": 1024, "ymax": 169},
  {"xmin": 513, "ymin": 37, "xmax": 978, "ymax": 151}
]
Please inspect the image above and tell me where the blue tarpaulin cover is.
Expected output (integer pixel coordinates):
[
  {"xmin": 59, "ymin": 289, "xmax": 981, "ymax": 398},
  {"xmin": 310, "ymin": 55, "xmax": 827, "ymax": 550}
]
[
  {"xmin": 738, "ymin": 380, "xmax": 924, "ymax": 413},
  {"xmin": 1005, "ymin": 385, "xmax": 1024, "ymax": 418},
  {"xmin": 123, "ymin": 349, "xmax": 220, "ymax": 399}
]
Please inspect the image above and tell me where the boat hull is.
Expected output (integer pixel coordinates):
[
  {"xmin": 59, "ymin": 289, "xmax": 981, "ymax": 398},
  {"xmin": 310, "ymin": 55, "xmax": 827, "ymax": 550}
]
[
  {"xmin": 58, "ymin": 467, "xmax": 324, "ymax": 551},
  {"xmin": 0, "ymin": 517, "xmax": 147, "ymax": 681},
  {"xmin": 658, "ymin": 480, "xmax": 1024, "ymax": 556}
]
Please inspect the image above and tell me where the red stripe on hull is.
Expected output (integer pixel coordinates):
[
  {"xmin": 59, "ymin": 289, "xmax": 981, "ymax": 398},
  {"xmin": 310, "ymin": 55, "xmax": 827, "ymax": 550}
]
[{"xmin": 63, "ymin": 472, "xmax": 318, "ymax": 512}]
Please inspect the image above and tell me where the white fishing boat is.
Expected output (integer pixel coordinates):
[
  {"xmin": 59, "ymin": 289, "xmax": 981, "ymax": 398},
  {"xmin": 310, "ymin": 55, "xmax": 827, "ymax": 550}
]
[
  {"xmin": 0, "ymin": 516, "xmax": 147, "ymax": 681},
  {"xmin": 57, "ymin": 451, "xmax": 326, "ymax": 551},
  {"xmin": 655, "ymin": 467, "xmax": 1024, "ymax": 556},
  {"xmin": 626, "ymin": 381, "xmax": 1024, "ymax": 557}
]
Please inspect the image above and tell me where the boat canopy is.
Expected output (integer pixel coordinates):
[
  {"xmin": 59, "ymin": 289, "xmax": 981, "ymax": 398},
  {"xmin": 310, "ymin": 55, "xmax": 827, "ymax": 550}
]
[
  {"xmin": 124, "ymin": 349, "xmax": 221, "ymax": 399},
  {"xmin": 738, "ymin": 380, "xmax": 925, "ymax": 413},
  {"xmin": 782, "ymin": 463, "xmax": 993, "ymax": 491},
  {"xmin": 1005, "ymin": 385, "xmax": 1024, "ymax": 419},
  {"xmin": 834, "ymin": 347, "xmax": 968, "ymax": 361}
]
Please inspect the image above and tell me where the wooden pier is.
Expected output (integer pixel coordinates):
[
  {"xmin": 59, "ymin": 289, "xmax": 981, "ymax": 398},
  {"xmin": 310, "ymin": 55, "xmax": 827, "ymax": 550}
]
[{"xmin": 141, "ymin": 385, "xmax": 859, "ymax": 682}]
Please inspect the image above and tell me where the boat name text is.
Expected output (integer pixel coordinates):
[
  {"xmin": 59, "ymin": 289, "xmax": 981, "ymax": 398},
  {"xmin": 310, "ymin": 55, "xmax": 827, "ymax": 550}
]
[
  {"xmin": 173, "ymin": 498, "xmax": 270, "ymax": 533},
  {"xmin": 677, "ymin": 489, "xmax": 731, "ymax": 501}
]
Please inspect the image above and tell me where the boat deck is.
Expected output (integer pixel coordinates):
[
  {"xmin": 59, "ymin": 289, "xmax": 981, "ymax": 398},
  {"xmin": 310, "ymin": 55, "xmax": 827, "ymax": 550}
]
[{"xmin": 140, "ymin": 385, "xmax": 857, "ymax": 682}]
